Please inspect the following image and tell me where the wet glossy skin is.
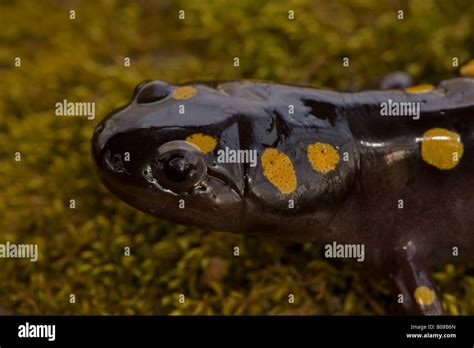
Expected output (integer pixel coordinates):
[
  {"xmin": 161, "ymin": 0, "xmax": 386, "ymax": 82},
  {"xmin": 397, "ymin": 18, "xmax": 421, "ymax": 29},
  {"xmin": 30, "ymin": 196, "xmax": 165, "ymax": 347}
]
[{"xmin": 92, "ymin": 76, "xmax": 474, "ymax": 315}]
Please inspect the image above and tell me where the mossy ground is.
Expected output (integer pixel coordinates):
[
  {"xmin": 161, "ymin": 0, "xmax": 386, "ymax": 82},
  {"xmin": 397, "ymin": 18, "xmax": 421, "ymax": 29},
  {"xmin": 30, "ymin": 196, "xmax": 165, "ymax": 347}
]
[{"xmin": 0, "ymin": 0, "xmax": 473, "ymax": 315}]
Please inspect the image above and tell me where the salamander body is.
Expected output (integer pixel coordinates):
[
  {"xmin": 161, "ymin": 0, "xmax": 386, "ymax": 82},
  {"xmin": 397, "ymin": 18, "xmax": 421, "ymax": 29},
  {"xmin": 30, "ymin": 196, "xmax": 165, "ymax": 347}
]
[{"xmin": 92, "ymin": 63, "xmax": 474, "ymax": 315}]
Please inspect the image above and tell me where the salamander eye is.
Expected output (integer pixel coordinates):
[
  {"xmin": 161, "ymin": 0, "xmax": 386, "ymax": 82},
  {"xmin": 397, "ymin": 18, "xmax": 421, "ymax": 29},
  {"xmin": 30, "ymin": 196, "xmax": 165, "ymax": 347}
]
[
  {"xmin": 135, "ymin": 81, "xmax": 169, "ymax": 104},
  {"xmin": 151, "ymin": 140, "xmax": 206, "ymax": 193},
  {"xmin": 163, "ymin": 155, "xmax": 194, "ymax": 182}
]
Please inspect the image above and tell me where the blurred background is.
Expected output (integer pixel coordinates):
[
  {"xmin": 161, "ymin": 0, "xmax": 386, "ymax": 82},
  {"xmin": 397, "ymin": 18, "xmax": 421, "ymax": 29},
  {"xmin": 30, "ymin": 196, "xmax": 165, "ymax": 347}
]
[{"xmin": 0, "ymin": 0, "xmax": 473, "ymax": 315}]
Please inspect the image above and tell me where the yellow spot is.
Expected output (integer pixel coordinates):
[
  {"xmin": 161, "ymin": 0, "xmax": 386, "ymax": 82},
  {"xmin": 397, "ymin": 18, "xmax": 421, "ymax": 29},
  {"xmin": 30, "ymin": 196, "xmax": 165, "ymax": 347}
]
[
  {"xmin": 414, "ymin": 286, "xmax": 436, "ymax": 306},
  {"xmin": 307, "ymin": 142, "xmax": 340, "ymax": 173},
  {"xmin": 261, "ymin": 148, "xmax": 297, "ymax": 194},
  {"xmin": 172, "ymin": 86, "xmax": 197, "ymax": 100},
  {"xmin": 404, "ymin": 84, "xmax": 434, "ymax": 94},
  {"xmin": 460, "ymin": 59, "xmax": 474, "ymax": 77},
  {"xmin": 185, "ymin": 133, "xmax": 217, "ymax": 153},
  {"xmin": 421, "ymin": 128, "xmax": 463, "ymax": 170}
]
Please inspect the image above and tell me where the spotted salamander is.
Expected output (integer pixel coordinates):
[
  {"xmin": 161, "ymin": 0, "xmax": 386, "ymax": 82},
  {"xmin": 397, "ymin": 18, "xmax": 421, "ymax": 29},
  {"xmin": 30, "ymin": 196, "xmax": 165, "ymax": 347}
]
[{"xmin": 92, "ymin": 60, "xmax": 474, "ymax": 315}]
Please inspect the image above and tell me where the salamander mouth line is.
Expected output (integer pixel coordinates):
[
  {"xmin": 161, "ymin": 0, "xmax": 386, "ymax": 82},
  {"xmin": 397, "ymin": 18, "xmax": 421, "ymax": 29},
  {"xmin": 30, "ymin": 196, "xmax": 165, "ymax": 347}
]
[{"xmin": 206, "ymin": 165, "xmax": 244, "ymax": 199}]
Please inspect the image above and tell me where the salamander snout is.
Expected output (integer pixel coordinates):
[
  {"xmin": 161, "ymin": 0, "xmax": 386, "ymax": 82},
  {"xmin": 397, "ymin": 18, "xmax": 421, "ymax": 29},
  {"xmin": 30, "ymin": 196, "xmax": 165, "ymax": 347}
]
[{"xmin": 91, "ymin": 80, "xmax": 247, "ymax": 233}]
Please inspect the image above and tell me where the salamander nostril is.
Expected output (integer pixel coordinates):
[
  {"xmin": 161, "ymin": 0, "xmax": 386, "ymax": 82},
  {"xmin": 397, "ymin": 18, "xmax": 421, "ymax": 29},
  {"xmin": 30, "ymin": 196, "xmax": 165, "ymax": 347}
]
[
  {"xmin": 135, "ymin": 81, "xmax": 169, "ymax": 104},
  {"xmin": 103, "ymin": 151, "xmax": 126, "ymax": 173}
]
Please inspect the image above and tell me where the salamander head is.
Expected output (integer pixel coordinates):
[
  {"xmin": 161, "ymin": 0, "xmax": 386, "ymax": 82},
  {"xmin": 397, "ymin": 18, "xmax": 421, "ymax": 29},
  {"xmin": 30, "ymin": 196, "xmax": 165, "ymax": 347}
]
[
  {"xmin": 92, "ymin": 80, "xmax": 262, "ymax": 232},
  {"xmin": 93, "ymin": 79, "xmax": 359, "ymax": 241}
]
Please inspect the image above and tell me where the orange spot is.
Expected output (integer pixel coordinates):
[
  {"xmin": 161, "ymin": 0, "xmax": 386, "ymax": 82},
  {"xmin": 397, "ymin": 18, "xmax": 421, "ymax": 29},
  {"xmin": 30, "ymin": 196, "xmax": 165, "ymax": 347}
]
[
  {"xmin": 185, "ymin": 133, "xmax": 217, "ymax": 153},
  {"xmin": 172, "ymin": 86, "xmax": 197, "ymax": 100},
  {"xmin": 414, "ymin": 286, "xmax": 436, "ymax": 306},
  {"xmin": 261, "ymin": 148, "xmax": 297, "ymax": 194},
  {"xmin": 307, "ymin": 142, "xmax": 340, "ymax": 173},
  {"xmin": 421, "ymin": 128, "xmax": 463, "ymax": 170},
  {"xmin": 460, "ymin": 59, "xmax": 474, "ymax": 77},
  {"xmin": 404, "ymin": 84, "xmax": 434, "ymax": 94}
]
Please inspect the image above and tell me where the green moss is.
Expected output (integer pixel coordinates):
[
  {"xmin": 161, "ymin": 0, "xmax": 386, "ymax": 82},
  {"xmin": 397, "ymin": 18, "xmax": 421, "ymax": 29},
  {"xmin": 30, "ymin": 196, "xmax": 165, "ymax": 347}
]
[{"xmin": 0, "ymin": 0, "xmax": 473, "ymax": 315}]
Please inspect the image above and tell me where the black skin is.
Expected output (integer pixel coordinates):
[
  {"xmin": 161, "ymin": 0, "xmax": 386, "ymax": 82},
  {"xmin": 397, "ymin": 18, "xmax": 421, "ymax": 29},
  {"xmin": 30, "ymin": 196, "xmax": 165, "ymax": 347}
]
[{"xmin": 92, "ymin": 76, "xmax": 474, "ymax": 315}]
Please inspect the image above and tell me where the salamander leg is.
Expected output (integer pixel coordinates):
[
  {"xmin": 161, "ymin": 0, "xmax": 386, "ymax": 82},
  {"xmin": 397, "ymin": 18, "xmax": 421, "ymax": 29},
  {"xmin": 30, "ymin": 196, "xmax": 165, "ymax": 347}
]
[
  {"xmin": 378, "ymin": 71, "xmax": 414, "ymax": 90},
  {"xmin": 389, "ymin": 241, "xmax": 444, "ymax": 315}
]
